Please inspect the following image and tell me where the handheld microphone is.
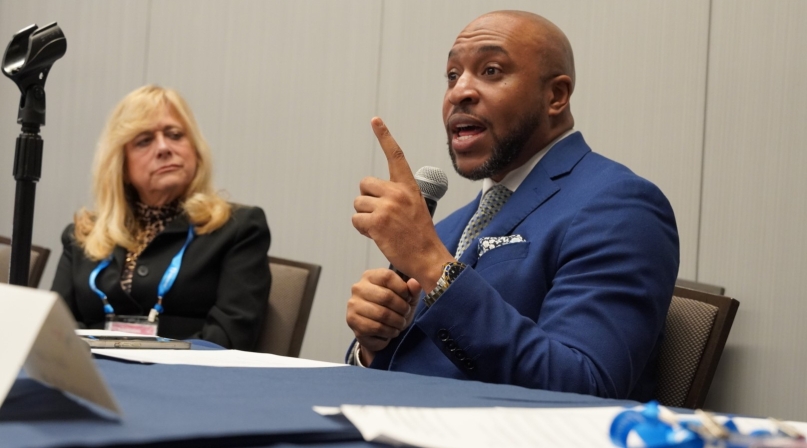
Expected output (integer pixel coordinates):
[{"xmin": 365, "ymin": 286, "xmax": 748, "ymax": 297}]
[
  {"xmin": 414, "ymin": 166, "xmax": 449, "ymax": 218},
  {"xmin": 390, "ymin": 166, "xmax": 449, "ymax": 281}
]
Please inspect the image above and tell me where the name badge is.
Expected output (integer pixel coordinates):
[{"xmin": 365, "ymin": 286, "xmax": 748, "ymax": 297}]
[{"xmin": 105, "ymin": 315, "xmax": 158, "ymax": 336}]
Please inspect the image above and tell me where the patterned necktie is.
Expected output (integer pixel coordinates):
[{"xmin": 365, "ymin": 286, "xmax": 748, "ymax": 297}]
[{"xmin": 455, "ymin": 184, "xmax": 513, "ymax": 258}]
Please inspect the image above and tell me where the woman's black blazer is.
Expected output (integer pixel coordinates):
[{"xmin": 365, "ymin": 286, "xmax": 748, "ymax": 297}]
[{"xmin": 52, "ymin": 205, "xmax": 271, "ymax": 350}]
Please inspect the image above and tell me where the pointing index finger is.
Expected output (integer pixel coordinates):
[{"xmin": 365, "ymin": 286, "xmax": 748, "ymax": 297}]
[{"xmin": 371, "ymin": 117, "xmax": 416, "ymax": 184}]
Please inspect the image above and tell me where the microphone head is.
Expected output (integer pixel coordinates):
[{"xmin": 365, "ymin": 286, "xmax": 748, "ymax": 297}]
[{"xmin": 414, "ymin": 166, "xmax": 449, "ymax": 202}]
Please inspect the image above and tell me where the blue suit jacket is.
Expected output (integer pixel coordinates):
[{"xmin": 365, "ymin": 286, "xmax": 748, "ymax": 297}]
[{"xmin": 367, "ymin": 132, "xmax": 679, "ymax": 401}]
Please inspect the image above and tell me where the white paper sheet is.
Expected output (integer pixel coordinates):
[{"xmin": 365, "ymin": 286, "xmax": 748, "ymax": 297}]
[
  {"xmin": 315, "ymin": 405, "xmax": 807, "ymax": 448},
  {"xmin": 316, "ymin": 405, "xmax": 624, "ymax": 448},
  {"xmin": 92, "ymin": 347, "xmax": 346, "ymax": 368}
]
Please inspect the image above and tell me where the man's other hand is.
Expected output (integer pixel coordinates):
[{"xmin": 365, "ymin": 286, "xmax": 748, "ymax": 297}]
[{"xmin": 346, "ymin": 268, "xmax": 422, "ymax": 365}]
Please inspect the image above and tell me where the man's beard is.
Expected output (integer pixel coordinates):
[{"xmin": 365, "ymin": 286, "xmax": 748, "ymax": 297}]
[{"xmin": 447, "ymin": 110, "xmax": 541, "ymax": 181}]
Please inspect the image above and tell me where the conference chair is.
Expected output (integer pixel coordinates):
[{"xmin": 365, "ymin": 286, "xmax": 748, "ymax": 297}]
[
  {"xmin": 0, "ymin": 235, "xmax": 51, "ymax": 288},
  {"xmin": 255, "ymin": 256, "xmax": 321, "ymax": 357},
  {"xmin": 656, "ymin": 286, "xmax": 739, "ymax": 409},
  {"xmin": 675, "ymin": 278, "xmax": 726, "ymax": 296}
]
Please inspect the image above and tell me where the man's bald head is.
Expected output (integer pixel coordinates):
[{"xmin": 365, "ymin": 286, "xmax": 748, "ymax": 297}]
[{"xmin": 465, "ymin": 11, "xmax": 576, "ymax": 93}]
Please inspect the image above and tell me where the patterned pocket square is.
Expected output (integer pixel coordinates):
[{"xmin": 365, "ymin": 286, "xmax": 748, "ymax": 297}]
[{"xmin": 478, "ymin": 234, "xmax": 527, "ymax": 257}]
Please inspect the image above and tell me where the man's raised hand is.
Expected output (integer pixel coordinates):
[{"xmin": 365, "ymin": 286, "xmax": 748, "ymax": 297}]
[{"xmin": 352, "ymin": 117, "xmax": 454, "ymax": 289}]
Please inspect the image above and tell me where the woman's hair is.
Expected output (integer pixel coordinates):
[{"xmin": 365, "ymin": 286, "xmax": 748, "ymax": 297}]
[{"xmin": 74, "ymin": 85, "xmax": 231, "ymax": 260}]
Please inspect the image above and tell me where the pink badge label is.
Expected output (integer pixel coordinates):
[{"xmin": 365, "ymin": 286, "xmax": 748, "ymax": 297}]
[{"xmin": 106, "ymin": 320, "xmax": 158, "ymax": 336}]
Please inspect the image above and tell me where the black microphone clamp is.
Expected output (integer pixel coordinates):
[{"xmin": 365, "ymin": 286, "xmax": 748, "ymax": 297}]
[{"xmin": 3, "ymin": 22, "xmax": 67, "ymax": 129}]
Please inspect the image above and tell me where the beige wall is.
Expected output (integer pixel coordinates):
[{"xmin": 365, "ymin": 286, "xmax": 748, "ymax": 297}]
[{"xmin": 1, "ymin": 0, "xmax": 804, "ymax": 420}]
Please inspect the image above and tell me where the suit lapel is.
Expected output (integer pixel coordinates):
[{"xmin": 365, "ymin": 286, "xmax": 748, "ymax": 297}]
[
  {"xmin": 162, "ymin": 214, "xmax": 191, "ymax": 235},
  {"xmin": 112, "ymin": 245, "xmax": 127, "ymax": 270},
  {"xmin": 459, "ymin": 132, "xmax": 592, "ymax": 267},
  {"xmin": 105, "ymin": 244, "xmax": 142, "ymax": 310}
]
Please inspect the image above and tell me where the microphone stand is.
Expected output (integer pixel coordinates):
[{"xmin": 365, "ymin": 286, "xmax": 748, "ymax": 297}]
[{"xmin": 2, "ymin": 23, "xmax": 66, "ymax": 286}]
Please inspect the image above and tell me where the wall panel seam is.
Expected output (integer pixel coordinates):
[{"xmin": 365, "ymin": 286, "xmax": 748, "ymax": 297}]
[
  {"xmin": 364, "ymin": 1, "xmax": 387, "ymax": 269},
  {"xmin": 142, "ymin": 0, "xmax": 153, "ymax": 83},
  {"xmin": 695, "ymin": 0, "xmax": 714, "ymax": 281}
]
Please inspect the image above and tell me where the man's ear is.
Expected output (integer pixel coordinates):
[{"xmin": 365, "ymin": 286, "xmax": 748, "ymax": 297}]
[{"xmin": 547, "ymin": 75, "xmax": 573, "ymax": 117}]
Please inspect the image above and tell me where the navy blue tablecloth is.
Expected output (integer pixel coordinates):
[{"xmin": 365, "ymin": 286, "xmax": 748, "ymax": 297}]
[{"xmin": 0, "ymin": 350, "xmax": 633, "ymax": 448}]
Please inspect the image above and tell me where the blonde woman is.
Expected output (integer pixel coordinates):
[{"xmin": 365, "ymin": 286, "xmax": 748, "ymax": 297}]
[{"xmin": 51, "ymin": 85, "xmax": 271, "ymax": 350}]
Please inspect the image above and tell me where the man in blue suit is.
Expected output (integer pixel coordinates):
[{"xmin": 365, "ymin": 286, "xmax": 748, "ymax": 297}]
[{"xmin": 347, "ymin": 10, "xmax": 679, "ymax": 401}]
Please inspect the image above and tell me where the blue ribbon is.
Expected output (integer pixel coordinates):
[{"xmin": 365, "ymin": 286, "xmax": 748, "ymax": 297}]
[
  {"xmin": 157, "ymin": 226, "xmax": 195, "ymax": 302},
  {"xmin": 610, "ymin": 401, "xmax": 703, "ymax": 448}
]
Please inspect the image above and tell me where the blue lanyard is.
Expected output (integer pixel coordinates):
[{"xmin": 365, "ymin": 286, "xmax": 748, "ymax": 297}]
[
  {"xmin": 89, "ymin": 226, "xmax": 195, "ymax": 319},
  {"xmin": 89, "ymin": 257, "xmax": 114, "ymax": 314}
]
